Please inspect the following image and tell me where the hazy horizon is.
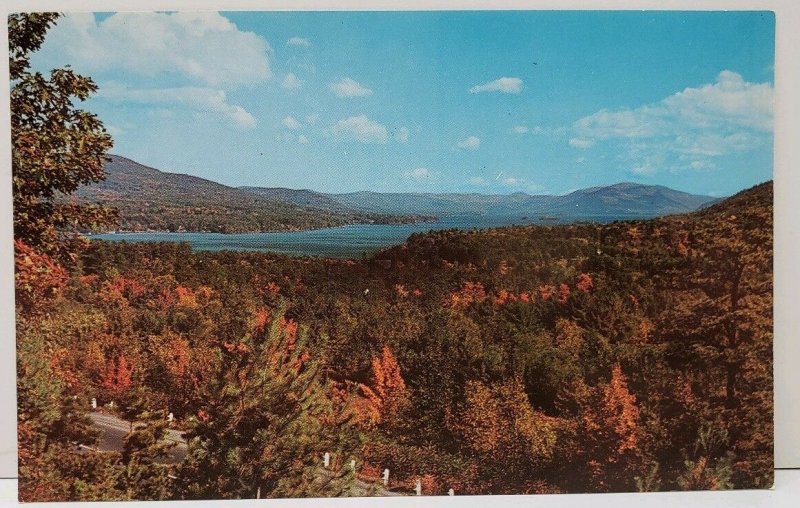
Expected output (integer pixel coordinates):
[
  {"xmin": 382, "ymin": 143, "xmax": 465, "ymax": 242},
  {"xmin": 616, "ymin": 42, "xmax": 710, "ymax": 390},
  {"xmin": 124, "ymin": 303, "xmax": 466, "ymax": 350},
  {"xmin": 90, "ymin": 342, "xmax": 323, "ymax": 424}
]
[
  {"xmin": 32, "ymin": 11, "xmax": 774, "ymax": 197},
  {"xmin": 110, "ymin": 152, "xmax": 746, "ymax": 199}
]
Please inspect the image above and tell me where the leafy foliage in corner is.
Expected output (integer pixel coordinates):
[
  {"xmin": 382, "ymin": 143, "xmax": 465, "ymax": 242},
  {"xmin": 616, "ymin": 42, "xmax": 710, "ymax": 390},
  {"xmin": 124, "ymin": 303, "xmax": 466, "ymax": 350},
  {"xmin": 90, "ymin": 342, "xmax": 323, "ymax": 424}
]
[{"xmin": 10, "ymin": 12, "xmax": 117, "ymax": 261}]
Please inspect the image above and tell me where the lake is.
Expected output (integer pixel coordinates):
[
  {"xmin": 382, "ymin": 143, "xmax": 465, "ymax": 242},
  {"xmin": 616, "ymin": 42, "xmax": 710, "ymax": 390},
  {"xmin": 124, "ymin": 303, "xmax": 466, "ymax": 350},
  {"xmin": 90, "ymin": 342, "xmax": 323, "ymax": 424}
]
[{"xmin": 91, "ymin": 216, "xmax": 553, "ymax": 258}]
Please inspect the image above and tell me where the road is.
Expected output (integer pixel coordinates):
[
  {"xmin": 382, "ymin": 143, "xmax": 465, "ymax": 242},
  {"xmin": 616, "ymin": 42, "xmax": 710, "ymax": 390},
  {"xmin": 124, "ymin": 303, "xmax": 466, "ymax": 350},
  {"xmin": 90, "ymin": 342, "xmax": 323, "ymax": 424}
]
[
  {"xmin": 87, "ymin": 411, "xmax": 404, "ymax": 496},
  {"xmin": 88, "ymin": 412, "xmax": 187, "ymax": 463}
]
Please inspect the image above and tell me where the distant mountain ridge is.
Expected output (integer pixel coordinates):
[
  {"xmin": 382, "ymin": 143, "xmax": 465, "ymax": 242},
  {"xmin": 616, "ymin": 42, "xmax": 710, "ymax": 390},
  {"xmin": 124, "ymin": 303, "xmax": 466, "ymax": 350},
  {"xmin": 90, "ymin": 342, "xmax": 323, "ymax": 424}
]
[
  {"xmin": 74, "ymin": 155, "xmax": 430, "ymax": 233},
  {"xmin": 76, "ymin": 155, "xmax": 722, "ymax": 233},
  {"xmin": 244, "ymin": 182, "xmax": 720, "ymax": 219}
]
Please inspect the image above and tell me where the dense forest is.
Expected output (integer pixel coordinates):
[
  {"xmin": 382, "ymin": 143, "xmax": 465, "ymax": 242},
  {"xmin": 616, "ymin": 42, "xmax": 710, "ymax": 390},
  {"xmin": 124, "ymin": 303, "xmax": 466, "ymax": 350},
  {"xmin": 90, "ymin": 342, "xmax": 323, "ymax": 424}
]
[
  {"xmin": 17, "ymin": 181, "xmax": 773, "ymax": 500},
  {"xmin": 12, "ymin": 12, "xmax": 772, "ymax": 502}
]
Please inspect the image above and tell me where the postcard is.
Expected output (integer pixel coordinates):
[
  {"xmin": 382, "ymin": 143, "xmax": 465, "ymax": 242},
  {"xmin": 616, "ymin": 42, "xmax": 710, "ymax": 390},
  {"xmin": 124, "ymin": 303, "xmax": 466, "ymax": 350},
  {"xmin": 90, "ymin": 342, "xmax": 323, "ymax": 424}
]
[{"xmin": 9, "ymin": 9, "xmax": 774, "ymax": 501}]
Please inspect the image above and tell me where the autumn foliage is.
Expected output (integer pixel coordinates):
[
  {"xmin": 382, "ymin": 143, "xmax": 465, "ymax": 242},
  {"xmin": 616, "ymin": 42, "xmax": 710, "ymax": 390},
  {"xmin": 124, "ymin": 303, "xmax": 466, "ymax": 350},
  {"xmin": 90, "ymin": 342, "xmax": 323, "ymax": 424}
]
[
  {"xmin": 576, "ymin": 273, "xmax": 593, "ymax": 292},
  {"xmin": 99, "ymin": 354, "xmax": 134, "ymax": 400},
  {"xmin": 14, "ymin": 239, "xmax": 68, "ymax": 311},
  {"xmin": 449, "ymin": 378, "xmax": 557, "ymax": 472},
  {"xmin": 444, "ymin": 281, "xmax": 487, "ymax": 309},
  {"xmin": 357, "ymin": 346, "xmax": 409, "ymax": 428},
  {"xmin": 15, "ymin": 179, "xmax": 774, "ymax": 499}
]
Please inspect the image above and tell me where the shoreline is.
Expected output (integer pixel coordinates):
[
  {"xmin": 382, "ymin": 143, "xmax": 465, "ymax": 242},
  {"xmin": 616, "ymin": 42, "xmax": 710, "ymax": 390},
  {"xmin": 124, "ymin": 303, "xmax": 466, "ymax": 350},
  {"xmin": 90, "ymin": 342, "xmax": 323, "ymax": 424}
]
[{"xmin": 85, "ymin": 216, "xmax": 441, "ymax": 236}]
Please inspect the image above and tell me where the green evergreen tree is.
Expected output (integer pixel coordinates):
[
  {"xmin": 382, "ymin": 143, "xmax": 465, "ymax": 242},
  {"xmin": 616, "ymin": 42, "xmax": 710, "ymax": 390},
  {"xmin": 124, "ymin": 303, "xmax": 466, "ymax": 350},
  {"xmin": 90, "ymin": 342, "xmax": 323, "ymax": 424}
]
[
  {"xmin": 177, "ymin": 307, "xmax": 349, "ymax": 499},
  {"xmin": 17, "ymin": 320, "xmax": 123, "ymax": 501},
  {"xmin": 117, "ymin": 409, "xmax": 176, "ymax": 500}
]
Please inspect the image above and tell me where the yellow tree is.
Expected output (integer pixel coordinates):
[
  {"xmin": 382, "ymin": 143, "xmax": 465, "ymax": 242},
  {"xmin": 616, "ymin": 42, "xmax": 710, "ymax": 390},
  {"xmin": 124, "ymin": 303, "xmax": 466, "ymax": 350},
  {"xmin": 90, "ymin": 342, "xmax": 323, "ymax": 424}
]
[
  {"xmin": 359, "ymin": 345, "xmax": 410, "ymax": 429},
  {"xmin": 448, "ymin": 378, "xmax": 557, "ymax": 493},
  {"xmin": 579, "ymin": 365, "xmax": 643, "ymax": 491}
]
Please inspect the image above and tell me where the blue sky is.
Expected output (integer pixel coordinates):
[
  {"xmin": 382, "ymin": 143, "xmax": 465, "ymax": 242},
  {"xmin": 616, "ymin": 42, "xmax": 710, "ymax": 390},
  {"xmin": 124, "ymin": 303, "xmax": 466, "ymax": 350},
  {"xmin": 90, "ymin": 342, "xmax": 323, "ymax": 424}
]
[{"xmin": 30, "ymin": 11, "xmax": 774, "ymax": 196}]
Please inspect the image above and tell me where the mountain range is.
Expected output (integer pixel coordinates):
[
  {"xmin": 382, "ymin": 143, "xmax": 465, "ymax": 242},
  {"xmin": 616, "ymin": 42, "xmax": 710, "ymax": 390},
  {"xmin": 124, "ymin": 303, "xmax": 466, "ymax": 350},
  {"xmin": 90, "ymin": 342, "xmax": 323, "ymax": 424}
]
[
  {"xmin": 253, "ymin": 182, "xmax": 719, "ymax": 219},
  {"xmin": 74, "ymin": 155, "xmax": 721, "ymax": 233},
  {"xmin": 73, "ymin": 155, "xmax": 432, "ymax": 233}
]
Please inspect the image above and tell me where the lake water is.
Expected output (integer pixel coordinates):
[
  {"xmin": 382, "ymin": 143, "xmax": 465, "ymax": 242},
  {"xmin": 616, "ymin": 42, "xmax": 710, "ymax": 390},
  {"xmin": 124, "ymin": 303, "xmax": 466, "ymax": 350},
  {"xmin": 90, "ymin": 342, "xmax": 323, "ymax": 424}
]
[{"xmin": 91, "ymin": 216, "xmax": 549, "ymax": 258}]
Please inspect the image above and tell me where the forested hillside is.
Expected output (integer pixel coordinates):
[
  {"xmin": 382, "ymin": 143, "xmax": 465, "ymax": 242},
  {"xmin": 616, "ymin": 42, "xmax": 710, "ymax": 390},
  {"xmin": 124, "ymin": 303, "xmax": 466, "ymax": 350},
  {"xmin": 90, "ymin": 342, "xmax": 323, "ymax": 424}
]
[
  {"xmin": 17, "ymin": 181, "xmax": 773, "ymax": 500},
  {"xmin": 12, "ymin": 11, "xmax": 773, "ymax": 503},
  {"xmin": 72, "ymin": 155, "xmax": 431, "ymax": 233},
  {"xmin": 73, "ymin": 156, "xmax": 717, "ymax": 234}
]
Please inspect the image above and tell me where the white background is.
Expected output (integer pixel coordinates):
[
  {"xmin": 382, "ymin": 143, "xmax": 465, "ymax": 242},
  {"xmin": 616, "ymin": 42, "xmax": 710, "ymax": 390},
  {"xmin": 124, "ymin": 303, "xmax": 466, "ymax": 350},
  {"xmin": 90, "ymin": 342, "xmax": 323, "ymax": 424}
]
[{"xmin": 1, "ymin": 0, "xmax": 797, "ymax": 506}]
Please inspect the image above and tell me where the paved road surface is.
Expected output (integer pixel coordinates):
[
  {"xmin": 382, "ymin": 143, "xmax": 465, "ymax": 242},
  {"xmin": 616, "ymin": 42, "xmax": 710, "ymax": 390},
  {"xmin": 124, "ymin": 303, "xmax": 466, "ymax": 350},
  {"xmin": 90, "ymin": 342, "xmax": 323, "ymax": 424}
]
[
  {"xmin": 87, "ymin": 411, "xmax": 403, "ymax": 496},
  {"xmin": 88, "ymin": 412, "xmax": 187, "ymax": 463}
]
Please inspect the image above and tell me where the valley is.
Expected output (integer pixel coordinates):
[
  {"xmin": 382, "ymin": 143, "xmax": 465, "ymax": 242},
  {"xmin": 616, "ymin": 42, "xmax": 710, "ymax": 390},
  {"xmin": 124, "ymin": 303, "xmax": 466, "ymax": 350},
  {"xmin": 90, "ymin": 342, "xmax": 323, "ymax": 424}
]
[{"xmin": 76, "ymin": 155, "xmax": 721, "ymax": 238}]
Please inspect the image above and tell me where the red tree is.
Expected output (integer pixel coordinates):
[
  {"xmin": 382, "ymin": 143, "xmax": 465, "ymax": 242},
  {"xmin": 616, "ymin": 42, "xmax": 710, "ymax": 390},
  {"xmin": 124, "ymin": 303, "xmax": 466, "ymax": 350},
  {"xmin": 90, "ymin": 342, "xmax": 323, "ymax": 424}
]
[
  {"xmin": 99, "ymin": 354, "xmax": 134, "ymax": 400},
  {"xmin": 14, "ymin": 239, "xmax": 67, "ymax": 312}
]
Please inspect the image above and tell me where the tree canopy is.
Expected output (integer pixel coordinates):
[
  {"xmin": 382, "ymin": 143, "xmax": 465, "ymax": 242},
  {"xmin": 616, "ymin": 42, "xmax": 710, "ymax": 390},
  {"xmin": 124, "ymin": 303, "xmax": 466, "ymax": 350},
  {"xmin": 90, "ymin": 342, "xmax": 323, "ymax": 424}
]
[
  {"xmin": 11, "ymin": 12, "xmax": 773, "ymax": 501},
  {"xmin": 10, "ymin": 12, "xmax": 116, "ymax": 261}
]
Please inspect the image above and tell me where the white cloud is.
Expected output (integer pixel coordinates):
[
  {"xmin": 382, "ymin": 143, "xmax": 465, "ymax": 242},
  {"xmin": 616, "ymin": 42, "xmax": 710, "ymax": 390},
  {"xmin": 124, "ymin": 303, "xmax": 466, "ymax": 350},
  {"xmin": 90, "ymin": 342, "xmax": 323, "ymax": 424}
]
[
  {"xmin": 490, "ymin": 171, "xmax": 544, "ymax": 192},
  {"xmin": 662, "ymin": 70, "xmax": 773, "ymax": 131},
  {"xmin": 329, "ymin": 115, "xmax": 388, "ymax": 144},
  {"xmin": 287, "ymin": 37, "xmax": 311, "ymax": 47},
  {"xmin": 147, "ymin": 109, "xmax": 176, "ymax": 119},
  {"xmin": 330, "ymin": 77, "xmax": 373, "ymax": 98},
  {"xmin": 492, "ymin": 172, "xmax": 542, "ymax": 192},
  {"xmin": 689, "ymin": 160, "xmax": 716, "ymax": 170},
  {"xmin": 631, "ymin": 159, "xmax": 661, "ymax": 176},
  {"xmin": 228, "ymin": 108, "xmax": 257, "ymax": 130},
  {"xmin": 468, "ymin": 176, "xmax": 487, "ymax": 186},
  {"xmin": 282, "ymin": 115, "xmax": 302, "ymax": 130},
  {"xmin": 281, "ymin": 73, "xmax": 303, "ymax": 90},
  {"xmin": 99, "ymin": 84, "xmax": 256, "ymax": 129},
  {"xmin": 569, "ymin": 137, "xmax": 595, "ymax": 149},
  {"xmin": 105, "ymin": 124, "xmax": 125, "ymax": 137},
  {"xmin": 469, "ymin": 77, "xmax": 523, "ymax": 94},
  {"xmin": 574, "ymin": 109, "xmax": 662, "ymax": 139},
  {"xmin": 458, "ymin": 136, "xmax": 481, "ymax": 150},
  {"xmin": 511, "ymin": 126, "xmax": 529, "ymax": 134},
  {"xmin": 395, "ymin": 127, "xmax": 410, "ymax": 143},
  {"xmin": 305, "ymin": 113, "xmax": 320, "ymax": 125},
  {"xmin": 575, "ymin": 71, "xmax": 773, "ymax": 137},
  {"xmin": 288, "ymin": 56, "xmax": 316, "ymax": 75},
  {"xmin": 572, "ymin": 70, "xmax": 773, "ymax": 174},
  {"xmin": 297, "ymin": 134, "xmax": 309, "ymax": 144},
  {"xmin": 35, "ymin": 12, "xmax": 272, "ymax": 89},
  {"xmin": 404, "ymin": 167, "xmax": 432, "ymax": 180},
  {"xmin": 530, "ymin": 125, "xmax": 568, "ymax": 137},
  {"xmin": 671, "ymin": 132, "xmax": 762, "ymax": 157}
]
